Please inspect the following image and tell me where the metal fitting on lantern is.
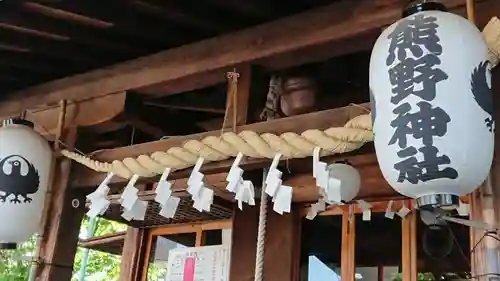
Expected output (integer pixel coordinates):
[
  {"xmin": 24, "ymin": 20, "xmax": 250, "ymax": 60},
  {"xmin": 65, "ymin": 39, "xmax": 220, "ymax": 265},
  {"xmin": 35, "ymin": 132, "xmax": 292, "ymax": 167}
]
[
  {"xmin": 416, "ymin": 193, "xmax": 460, "ymax": 210},
  {"xmin": 403, "ymin": 0, "xmax": 447, "ymax": 17},
  {"xmin": 2, "ymin": 118, "xmax": 35, "ymax": 128},
  {"xmin": 0, "ymin": 243, "xmax": 17, "ymax": 250}
]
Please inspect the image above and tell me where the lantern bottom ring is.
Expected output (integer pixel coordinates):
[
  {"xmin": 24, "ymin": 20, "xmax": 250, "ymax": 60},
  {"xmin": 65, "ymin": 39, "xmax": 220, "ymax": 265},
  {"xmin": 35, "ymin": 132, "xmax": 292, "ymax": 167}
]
[
  {"xmin": 0, "ymin": 242, "xmax": 17, "ymax": 250},
  {"xmin": 416, "ymin": 194, "xmax": 459, "ymax": 211}
]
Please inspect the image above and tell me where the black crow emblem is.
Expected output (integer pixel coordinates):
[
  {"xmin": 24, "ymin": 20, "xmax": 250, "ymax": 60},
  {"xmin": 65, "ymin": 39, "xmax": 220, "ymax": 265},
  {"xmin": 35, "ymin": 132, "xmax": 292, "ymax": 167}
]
[
  {"xmin": 0, "ymin": 155, "xmax": 40, "ymax": 204},
  {"xmin": 471, "ymin": 60, "xmax": 494, "ymax": 132}
]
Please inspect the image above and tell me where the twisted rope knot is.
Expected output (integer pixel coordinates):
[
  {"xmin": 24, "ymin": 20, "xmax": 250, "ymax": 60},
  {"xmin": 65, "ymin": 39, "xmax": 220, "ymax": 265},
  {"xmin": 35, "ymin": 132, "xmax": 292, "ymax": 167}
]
[{"xmin": 61, "ymin": 113, "xmax": 373, "ymax": 179}]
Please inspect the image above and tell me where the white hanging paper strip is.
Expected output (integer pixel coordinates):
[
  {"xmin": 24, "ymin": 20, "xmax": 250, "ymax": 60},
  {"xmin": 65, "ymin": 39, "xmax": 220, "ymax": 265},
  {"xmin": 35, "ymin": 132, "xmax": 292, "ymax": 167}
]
[
  {"xmin": 313, "ymin": 147, "xmax": 321, "ymax": 178},
  {"xmin": 265, "ymin": 175, "xmax": 282, "ymax": 198},
  {"xmin": 313, "ymin": 147, "xmax": 329, "ymax": 191},
  {"xmin": 87, "ymin": 174, "xmax": 113, "ymax": 202},
  {"xmin": 193, "ymin": 186, "xmax": 214, "ymax": 212},
  {"xmin": 187, "ymin": 181, "xmax": 204, "ymax": 199},
  {"xmin": 305, "ymin": 209, "xmax": 317, "ymax": 220},
  {"xmin": 159, "ymin": 167, "xmax": 171, "ymax": 183},
  {"xmin": 316, "ymin": 199, "xmax": 326, "ymax": 212},
  {"xmin": 273, "ymin": 185, "xmax": 293, "ymax": 214},
  {"xmin": 305, "ymin": 199, "xmax": 327, "ymax": 220},
  {"xmin": 159, "ymin": 196, "xmax": 181, "ymax": 219},
  {"xmin": 362, "ymin": 209, "xmax": 372, "ymax": 221},
  {"xmin": 245, "ymin": 180, "xmax": 255, "ymax": 206},
  {"xmin": 357, "ymin": 200, "xmax": 372, "ymax": 210},
  {"xmin": 327, "ymin": 177, "xmax": 342, "ymax": 203},
  {"xmin": 316, "ymin": 162, "xmax": 329, "ymax": 191},
  {"xmin": 121, "ymin": 186, "xmax": 139, "ymax": 211},
  {"xmin": 227, "ymin": 153, "xmax": 244, "ymax": 182},
  {"xmin": 235, "ymin": 180, "xmax": 256, "ymax": 210},
  {"xmin": 201, "ymin": 188, "xmax": 214, "ymax": 212},
  {"xmin": 385, "ymin": 200, "xmax": 395, "ymax": 219},
  {"xmin": 226, "ymin": 167, "xmax": 244, "ymax": 192},
  {"xmin": 397, "ymin": 205, "xmax": 411, "ymax": 218},
  {"xmin": 126, "ymin": 174, "xmax": 140, "ymax": 189},
  {"xmin": 86, "ymin": 186, "xmax": 110, "ymax": 202},
  {"xmin": 87, "ymin": 197, "xmax": 110, "ymax": 218},
  {"xmin": 357, "ymin": 200, "xmax": 372, "ymax": 221},
  {"xmin": 265, "ymin": 155, "xmax": 283, "ymax": 199},
  {"xmin": 265, "ymin": 168, "xmax": 282, "ymax": 186},
  {"xmin": 187, "ymin": 157, "xmax": 205, "ymax": 190},
  {"xmin": 130, "ymin": 200, "xmax": 149, "ymax": 221},
  {"xmin": 234, "ymin": 181, "xmax": 245, "ymax": 201},
  {"xmin": 121, "ymin": 209, "xmax": 134, "ymax": 221},
  {"xmin": 187, "ymin": 171, "xmax": 204, "ymax": 187},
  {"xmin": 193, "ymin": 157, "xmax": 205, "ymax": 172},
  {"xmin": 456, "ymin": 200, "xmax": 470, "ymax": 216},
  {"xmin": 155, "ymin": 181, "xmax": 173, "ymax": 204}
]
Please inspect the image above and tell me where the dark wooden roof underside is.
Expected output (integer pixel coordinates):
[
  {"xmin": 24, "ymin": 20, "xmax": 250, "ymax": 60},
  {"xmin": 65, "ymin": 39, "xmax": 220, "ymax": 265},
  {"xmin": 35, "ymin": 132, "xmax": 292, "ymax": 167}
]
[{"xmin": 0, "ymin": 0, "xmax": 338, "ymax": 94}]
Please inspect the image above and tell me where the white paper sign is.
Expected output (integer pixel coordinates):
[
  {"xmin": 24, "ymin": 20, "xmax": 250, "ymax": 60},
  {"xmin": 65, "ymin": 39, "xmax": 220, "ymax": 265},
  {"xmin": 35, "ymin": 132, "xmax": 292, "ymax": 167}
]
[{"xmin": 164, "ymin": 245, "xmax": 230, "ymax": 281}]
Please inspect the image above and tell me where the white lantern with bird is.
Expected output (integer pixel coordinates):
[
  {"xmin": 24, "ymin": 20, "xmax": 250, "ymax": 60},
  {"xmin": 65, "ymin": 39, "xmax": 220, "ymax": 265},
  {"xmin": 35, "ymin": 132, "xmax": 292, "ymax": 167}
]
[{"xmin": 0, "ymin": 119, "xmax": 52, "ymax": 249}]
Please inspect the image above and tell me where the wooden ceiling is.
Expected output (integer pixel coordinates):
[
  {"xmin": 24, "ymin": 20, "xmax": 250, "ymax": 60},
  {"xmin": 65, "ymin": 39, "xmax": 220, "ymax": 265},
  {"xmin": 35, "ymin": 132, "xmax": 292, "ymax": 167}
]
[{"xmin": 0, "ymin": 0, "xmax": 338, "ymax": 94}]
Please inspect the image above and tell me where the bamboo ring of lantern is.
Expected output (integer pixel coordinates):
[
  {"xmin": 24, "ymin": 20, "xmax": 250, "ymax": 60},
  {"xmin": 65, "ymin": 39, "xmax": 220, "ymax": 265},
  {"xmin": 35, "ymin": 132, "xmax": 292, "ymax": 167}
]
[
  {"xmin": 0, "ymin": 119, "xmax": 52, "ymax": 248},
  {"xmin": 369, "ymin": 1, "xmax": 494, "ymax": 210}
]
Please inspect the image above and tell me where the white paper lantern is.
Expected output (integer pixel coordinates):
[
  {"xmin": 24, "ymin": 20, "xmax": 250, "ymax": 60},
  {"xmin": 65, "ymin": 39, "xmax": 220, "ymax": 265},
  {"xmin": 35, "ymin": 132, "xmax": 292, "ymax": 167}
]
[
  {"xmin": 0, "ymin": 119, "xmax": 52, "ymax": 248},
  {"xmin": 369, "ymin": 2, "xmax": 493, "ymax": 208},
  {"xmin": 327, "ymin": 163, "xmax": 361, "ymax": 202}
]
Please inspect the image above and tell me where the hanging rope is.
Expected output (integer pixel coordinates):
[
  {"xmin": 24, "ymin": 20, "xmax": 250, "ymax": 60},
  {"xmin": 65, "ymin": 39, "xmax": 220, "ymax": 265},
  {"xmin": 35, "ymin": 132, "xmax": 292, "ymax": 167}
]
[
  {"xmin": 61, "ymin": 113, "xmax": 372, "ymax": 179},
  {"xmin": 254, "ymin": 169, "xmax": 268, "ymax": 281},
  {"xmin": 253, "ymin": 75, "xmax": 284, "ymax": 281},
  {"xmin": 259, "ymin": 76, "xmax": 283, "ymax": 121},
  {"xmin": 221, "ymin": 70, "xmax": 240, "ymax": 134}
]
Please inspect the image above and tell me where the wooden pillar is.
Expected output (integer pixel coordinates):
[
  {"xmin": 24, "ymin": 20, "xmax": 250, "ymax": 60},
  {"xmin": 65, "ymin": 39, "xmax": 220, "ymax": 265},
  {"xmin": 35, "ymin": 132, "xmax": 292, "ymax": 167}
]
[
  {"xmin": 264, "ymin": 206, "xmax": 301, "ymax": 281},
  {"xmin": 341, "ymin": 206, "xmax": 355, "ymax": 281},
  {"xmin": 401, "ymin": 202, "xmax": 417, "ymax": 281},
  {"xmin": 229, "ymin": 204, "xmax": 301, "ymax": 281},
  {"xmin": 229, "ymin": 207, "xmax": 258, "ymax": 281},
  {"xmin": 36, "ymin": 128, "xmax": 87, "ymax": 281},
  {"xmin": 119, "ymin": 227, "xmax": 148, "ymax": 281},
  {"xmin": 469, "ymin": 67, "xmax": 500, "ymax": 280}
]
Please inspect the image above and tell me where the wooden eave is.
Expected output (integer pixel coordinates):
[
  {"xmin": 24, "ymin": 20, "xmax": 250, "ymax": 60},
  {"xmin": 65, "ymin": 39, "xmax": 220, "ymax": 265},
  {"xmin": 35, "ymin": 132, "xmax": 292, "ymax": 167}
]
[{"xmin": 1, "ymin": 0, "xmax": 497, "ymax": 117}]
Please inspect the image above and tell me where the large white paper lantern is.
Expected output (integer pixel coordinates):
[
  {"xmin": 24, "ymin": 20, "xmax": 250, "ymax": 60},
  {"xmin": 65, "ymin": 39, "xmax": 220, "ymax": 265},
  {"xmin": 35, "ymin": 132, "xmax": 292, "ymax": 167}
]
[
  {"xmin": 0, "ymin": 119, "xmax": 52, "ymax": 248},
  {"xmin": 369, "ymin": 1, "xmax": 493, "ymax": 209},
  {"xmin": 327, "ymin": 163, "xmax": 360, "ymax": 203}
]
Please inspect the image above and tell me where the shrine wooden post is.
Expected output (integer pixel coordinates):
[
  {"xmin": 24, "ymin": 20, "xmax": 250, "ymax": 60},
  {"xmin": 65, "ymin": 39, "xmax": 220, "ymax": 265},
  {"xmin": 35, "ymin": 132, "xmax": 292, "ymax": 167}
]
[{"xmin": 35, "ymin": 127, "xmax": 87, "ymax": 281}]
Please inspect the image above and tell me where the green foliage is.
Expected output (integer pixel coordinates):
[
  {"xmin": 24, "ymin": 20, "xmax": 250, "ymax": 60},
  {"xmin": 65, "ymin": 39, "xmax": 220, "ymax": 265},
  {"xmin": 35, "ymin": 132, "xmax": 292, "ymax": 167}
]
[
  {"xmin": 0, "ymin": 217, "xmax": 127, "ymax": 281},
  {"xmin": 0, "ymin": 236, "xmax": 36, "ymax": 281}
]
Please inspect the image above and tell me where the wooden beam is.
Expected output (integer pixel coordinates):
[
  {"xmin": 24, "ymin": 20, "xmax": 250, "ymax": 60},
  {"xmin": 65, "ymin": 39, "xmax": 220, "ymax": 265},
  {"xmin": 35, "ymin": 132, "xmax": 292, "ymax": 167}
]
[
  {"xmin": 0, "ymin": 0, "xmax": 483, "ymax": 116},
  {"xmin": 118, "ymin": 227, "xmax": 147, "ymax": 281},
  {"xmin": 73, "ymin": 103, "xmax": 370, "ymax": 187},
  {"xmin": 19, "ymin": 91, "xmax": 126, "ymax": 137},
  {"xmin": 341, "ymin": 206, "xmax": 356, "ymax": 281},
  {"xmin": 36, "ymin": 128, "xmax": 87, "ymax": 281},
  {"xmin": 401, "ymin": 202, "xmax": 417, "ymax": 281}
]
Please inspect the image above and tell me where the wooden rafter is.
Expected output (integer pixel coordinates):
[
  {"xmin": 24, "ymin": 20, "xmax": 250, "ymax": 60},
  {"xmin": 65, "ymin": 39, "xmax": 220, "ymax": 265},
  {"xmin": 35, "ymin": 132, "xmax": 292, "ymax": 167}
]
[{"xmin": 1, "ymin": 0, "xmax": 493, "ymax": 116}]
